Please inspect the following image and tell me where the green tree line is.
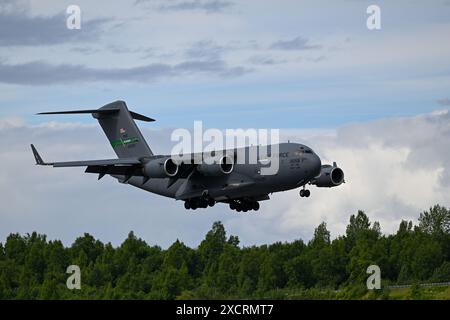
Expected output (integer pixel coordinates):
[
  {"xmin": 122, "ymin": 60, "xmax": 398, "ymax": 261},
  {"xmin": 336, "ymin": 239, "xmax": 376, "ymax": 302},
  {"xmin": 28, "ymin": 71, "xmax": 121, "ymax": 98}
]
[{"xmin": 1, "ymin": 205, "xmax": 449, "ymax": 299}]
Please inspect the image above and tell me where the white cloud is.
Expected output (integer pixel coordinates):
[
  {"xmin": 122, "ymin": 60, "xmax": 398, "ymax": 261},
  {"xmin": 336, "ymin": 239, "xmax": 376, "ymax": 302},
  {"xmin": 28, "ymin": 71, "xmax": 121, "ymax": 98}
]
[
  {"xmin": 0, "ymin": 116, "xmax": 25, "ymax": 129},
  {"xmin": 274, "ymin": 110, "xmax": 450, "ymax": 239},
  {"xmin": 0, "ymin": 110, "xmax": 449, "ymax": 247}
]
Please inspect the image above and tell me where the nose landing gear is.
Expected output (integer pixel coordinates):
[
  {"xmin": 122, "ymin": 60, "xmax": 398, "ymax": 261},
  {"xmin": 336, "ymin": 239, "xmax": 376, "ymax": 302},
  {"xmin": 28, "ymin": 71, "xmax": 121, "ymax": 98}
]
[{"xmin": 299, "ymin": 187, "xmax": 311, "ymax": 198}]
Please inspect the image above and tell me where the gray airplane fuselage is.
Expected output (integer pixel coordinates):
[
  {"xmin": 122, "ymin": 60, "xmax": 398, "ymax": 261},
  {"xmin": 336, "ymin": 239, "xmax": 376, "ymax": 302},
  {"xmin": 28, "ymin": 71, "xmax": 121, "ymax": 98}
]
[
  {"xmin": 122, "ymin": 143, "xmax": 321, "ymax": 202},
  {"xmin": 32, "ymin": 100, "xmax": 344, "ymax": 211}
]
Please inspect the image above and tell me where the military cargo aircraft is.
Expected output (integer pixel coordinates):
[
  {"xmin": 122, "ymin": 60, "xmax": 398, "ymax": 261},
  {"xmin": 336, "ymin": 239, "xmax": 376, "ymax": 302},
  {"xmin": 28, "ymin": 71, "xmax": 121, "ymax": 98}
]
[{"xmin": 31, "ymin": 100, "xmax": 344, "ymax": 212}]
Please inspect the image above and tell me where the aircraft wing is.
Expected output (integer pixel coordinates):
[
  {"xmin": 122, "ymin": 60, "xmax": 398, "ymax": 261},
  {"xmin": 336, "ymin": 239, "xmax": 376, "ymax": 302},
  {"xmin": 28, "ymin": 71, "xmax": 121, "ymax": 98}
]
[
  {"xmin": 51, "ymin": 158, "xmax": 140, "ymax": 167},
  {"xmin": 31, "ymin": 144, "xmax": 141, "ymax": 167},
  {"xmin": 31, "ymin": 144, "xmax": 143, "ymax": 180}
]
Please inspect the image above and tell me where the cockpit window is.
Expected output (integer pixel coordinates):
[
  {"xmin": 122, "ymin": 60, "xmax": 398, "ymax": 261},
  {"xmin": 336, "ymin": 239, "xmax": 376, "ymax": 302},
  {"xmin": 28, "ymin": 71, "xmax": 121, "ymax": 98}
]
[{"xmin": 295, "ymin": 147, "xmax": 313, "ymax": 155}]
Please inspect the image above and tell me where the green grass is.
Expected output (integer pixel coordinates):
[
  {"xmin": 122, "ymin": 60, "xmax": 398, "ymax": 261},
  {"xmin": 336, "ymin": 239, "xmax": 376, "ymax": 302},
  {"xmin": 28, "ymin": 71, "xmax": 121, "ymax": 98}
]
[
  {"xmin": 387, "ymin": 286, "xmax": 450, "ymax": 300},
  {"xmin": 271, "ymin": 285, "xmax": 450, "ymax": 300}
]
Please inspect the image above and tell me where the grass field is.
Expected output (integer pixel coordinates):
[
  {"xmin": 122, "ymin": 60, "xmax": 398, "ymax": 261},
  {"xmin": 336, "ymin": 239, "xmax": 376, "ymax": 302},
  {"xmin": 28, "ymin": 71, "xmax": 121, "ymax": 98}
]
[
  {"xmin": 274, "ymin": 284, "xmax": 450, "ymax": 300},
  {"xmin": 386, "ymin": 285, "xmax": 450, "ymax": 300}
]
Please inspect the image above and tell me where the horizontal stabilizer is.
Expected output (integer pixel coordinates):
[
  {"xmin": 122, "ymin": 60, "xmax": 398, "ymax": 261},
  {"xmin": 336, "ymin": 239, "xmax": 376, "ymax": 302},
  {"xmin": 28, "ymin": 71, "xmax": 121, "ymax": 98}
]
[
  {"xmin": 38, "ymin": 106, "xmax": 155, "ymax": 122},
  {"xmin": 38, "ymin": 109, "xmax": 117, "ymax": 115},
  {"xmin": 129, "ymin": 111, "xmax": 155, "ymax": 122}
]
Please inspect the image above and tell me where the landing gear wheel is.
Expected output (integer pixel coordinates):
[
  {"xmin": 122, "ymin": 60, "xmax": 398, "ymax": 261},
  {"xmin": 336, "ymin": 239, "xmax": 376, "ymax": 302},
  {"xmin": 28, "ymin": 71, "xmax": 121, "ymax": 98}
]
[
  {"xmin": 200, "ymin": 200, "xmax": 208, "ymax": 208},
  {"xmin": 300, "ymin": 189, "xmax": 310, "ymax": 198},
  {"xmin": 229, "ymin": 200, "xmax": 260, "ymax": 212},
  {"xmin": 184, "ymin": 201, "xmax": 191, "ymax": 210},
  {"xmin": 208, "ymin": 198, "xmax": 215, "ymax": 207}
]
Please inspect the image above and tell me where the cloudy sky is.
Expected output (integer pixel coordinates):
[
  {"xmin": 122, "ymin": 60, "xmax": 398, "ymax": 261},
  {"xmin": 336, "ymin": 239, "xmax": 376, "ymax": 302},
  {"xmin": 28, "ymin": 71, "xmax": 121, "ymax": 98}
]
[{"xmin": 1, "ymin": 0, "xmax": 449, "ymax": 247}]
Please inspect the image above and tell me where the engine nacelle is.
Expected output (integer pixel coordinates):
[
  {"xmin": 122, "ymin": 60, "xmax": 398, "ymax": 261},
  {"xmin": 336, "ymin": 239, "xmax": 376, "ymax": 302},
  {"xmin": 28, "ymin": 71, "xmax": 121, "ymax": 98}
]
[
  {"xmin": 143, "ymin": 157, "xmax": 179, "ymax": 178},
  {"xmin": 311, "ymin": 164, "xmax": 344, "ymax": 188},
  {"xmin": 197, "ymin": 156, "xmax": 234, "ymax": 176}
]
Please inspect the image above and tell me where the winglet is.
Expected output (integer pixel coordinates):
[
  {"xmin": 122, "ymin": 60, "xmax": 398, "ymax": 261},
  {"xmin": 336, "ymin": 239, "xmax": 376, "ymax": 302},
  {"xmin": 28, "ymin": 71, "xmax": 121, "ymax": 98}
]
[{"xmin": 30, "ymin": 144, "xmax": 47, "ymax": 165}]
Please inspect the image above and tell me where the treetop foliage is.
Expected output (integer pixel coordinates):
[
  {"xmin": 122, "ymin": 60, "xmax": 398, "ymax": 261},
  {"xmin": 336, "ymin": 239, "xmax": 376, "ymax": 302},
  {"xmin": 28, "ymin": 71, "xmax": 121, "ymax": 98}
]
[{"xmin": 1, "ymin": 205, "xmax": 449, "ymax": 299}]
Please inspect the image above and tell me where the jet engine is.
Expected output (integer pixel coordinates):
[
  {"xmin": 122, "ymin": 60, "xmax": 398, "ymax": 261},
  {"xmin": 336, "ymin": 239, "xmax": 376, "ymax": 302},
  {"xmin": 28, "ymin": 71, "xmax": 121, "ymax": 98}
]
[
  {"xmin": 311, "ymin": 163, "xmax": 344, "ymax": 188},
  {"xmin": 143, "ymin": 157, "xmax": 179, "ymax": 178},
  {"xmin": 197, "ymin": 155, "xmax": 234, "ymax": 176}
]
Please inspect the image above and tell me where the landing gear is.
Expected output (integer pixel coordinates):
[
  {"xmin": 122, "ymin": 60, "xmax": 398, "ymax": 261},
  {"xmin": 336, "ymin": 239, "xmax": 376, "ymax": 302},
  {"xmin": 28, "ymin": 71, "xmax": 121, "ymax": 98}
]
[
  {"xmin": 184, "ymin": 199, "xmax": 199, "ymax": 210},
  {"xmin": 229, "ymin": 199, "xmax": 260, "ymax": 212},
  {"xmin": 299, "ymin": 187, "xmax": 311, "ymax": 198},
  {"xmin": 184, "ymin": 196, "xmax": 216, "ymax": 210},
  {"xmin": 184, "ymin": 197, "xmax": 259, "ymax": 211},
  {"xmin": 189, "ymin": 200, "xmax": 198, "ymax": 210}
]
